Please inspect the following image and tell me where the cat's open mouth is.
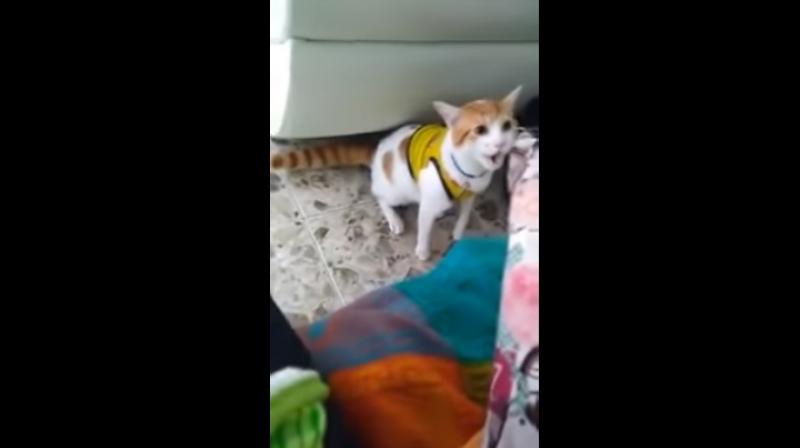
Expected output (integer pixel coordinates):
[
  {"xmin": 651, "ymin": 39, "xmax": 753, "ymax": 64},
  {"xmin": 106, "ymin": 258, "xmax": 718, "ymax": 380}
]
[{"xmin": 485, "ymin": 153, "xmax": 507, "ymax": 169}]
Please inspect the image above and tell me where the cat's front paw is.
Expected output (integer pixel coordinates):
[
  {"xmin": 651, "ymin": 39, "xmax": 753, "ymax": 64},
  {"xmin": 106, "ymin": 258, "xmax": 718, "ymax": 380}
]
[
  {"xmin": 388, "ymin": 217, "xmax": 405, "ymax": 236},
  {"xmin": 415, "ymin": 245, "xmax": 431, "ymax": 261}
]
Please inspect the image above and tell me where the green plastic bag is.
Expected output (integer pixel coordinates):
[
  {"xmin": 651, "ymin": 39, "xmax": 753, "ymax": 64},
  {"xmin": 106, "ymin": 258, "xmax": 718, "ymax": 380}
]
[{"xmin": 270, "ymin": 368, "xmax": 329, "ymax": 448}]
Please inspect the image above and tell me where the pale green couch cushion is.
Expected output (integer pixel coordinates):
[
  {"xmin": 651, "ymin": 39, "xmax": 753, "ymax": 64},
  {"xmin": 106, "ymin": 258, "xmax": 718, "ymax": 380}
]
[
  {"xmin": 270, "ymin": 0, "xmax": 539, "ymax": 44},
  {"xmin": 270, "ymin": 40, "xmax": 539, "ymax": 139}
]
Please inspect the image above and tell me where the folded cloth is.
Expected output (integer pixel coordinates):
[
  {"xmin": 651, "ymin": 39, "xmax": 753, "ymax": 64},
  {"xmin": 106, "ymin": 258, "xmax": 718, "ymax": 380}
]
[
  {"xmin": 270, "ymin": 368, "xmax": 330, "ymax": 448},
  {"xmin": 300, "ymin": 238, "xmax": 508, "ymax": 448}
]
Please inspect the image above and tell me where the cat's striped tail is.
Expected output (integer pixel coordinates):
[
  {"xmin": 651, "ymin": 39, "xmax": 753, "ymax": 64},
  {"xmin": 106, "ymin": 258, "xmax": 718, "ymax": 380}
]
[{"xmin": 270, "ymin": 142, "xmax": 376, "ymax": 171}]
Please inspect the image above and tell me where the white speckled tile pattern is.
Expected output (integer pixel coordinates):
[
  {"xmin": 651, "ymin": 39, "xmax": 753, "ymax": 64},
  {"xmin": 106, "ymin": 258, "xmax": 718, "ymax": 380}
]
[{"xmin": 269, "ymin": 144, "xmax": 509, "ymax": 323}]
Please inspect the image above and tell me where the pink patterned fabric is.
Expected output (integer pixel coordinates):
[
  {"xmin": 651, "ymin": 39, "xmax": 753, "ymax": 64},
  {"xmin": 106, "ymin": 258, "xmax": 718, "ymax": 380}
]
[{"xmin": 484, "ymin": 142, "xmax": 539, "ymax": 448}]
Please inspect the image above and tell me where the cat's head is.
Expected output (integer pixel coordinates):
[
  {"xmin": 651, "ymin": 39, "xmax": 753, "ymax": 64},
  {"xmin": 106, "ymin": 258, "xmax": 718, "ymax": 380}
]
[{"xmin": 434, "ymin": 86, "xmax": 523, "ymax": 172}]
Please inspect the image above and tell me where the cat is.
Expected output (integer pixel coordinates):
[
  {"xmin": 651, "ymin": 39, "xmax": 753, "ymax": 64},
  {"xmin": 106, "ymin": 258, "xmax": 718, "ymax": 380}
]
[{"xmin": 270, "ymin": 87, "xmax": 524, "ymax": 261}]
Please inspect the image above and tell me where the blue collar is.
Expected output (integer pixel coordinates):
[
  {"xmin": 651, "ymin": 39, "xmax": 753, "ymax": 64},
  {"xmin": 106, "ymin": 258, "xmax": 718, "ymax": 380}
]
[{"xmin": 450, "ymin": 154, "xmax": 488, "ymax": 179}]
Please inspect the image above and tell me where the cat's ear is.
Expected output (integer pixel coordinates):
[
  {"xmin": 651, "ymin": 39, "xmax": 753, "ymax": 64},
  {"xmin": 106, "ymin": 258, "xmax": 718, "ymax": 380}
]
[
  {"xmin": 433, "ymin": 101, "xmax": 461, "ymax": 127},
  {"xmin": 501, "ymin": 86, "xmax": 524, "ymax": 113}
]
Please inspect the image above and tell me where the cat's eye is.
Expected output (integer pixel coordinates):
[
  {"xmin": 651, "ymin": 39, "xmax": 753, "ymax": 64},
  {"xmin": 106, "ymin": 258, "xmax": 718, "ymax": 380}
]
[
  {"xmin": 475, "ymin": 125, "xmax": 488, "ymax": 135},
  {"xmin": 502, "ymin": 120, "xmax": 513, "ymax": 131}
]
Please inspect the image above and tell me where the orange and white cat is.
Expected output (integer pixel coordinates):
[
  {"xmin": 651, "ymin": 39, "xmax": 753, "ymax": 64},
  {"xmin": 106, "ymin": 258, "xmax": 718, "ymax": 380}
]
[{"xmin": 271, "ymin": 87, "xmax": 525, "ymax": 260}]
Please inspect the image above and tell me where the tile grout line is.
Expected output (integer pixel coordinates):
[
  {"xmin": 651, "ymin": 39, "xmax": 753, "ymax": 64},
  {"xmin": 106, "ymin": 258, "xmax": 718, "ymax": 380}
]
[
  {"xmin": 269, "ymin": 189, "xmax": 316, "ymax": 321},
  {"xmin": 281, "ymin": 173, "xmax": 348, "ymax": 310},
  {"xmin": 305, "ymin": 221, "xmax": 347, "ymax": 309},
  {"xmin": 271, "ymin": 169, "xmax": 338, "ymax": 318},
  {"xmin": 270, "ymin": 147, "xmax": 343, "ymax": 318}
]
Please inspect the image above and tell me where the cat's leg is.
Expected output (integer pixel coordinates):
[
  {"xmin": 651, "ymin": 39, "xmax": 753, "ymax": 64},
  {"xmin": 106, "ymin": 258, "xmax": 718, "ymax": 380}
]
[
  {"xmin": 416, "ymin": 196, "xmax": 452, "ymax": 261},
  {"xmin": 371, "ymin": 145, "xmax": 406, "ymax": 236},
  {"xmin": 379, "ymin": 201, "xmax": 405, "ymax": 236},
  {"xmin": 416, "ymin": 199, "xmax": 437, "ymax": 261},
  {"xmin": 415, "ymin": 166, "xmax": 453, "ymax": 261},
  {"xmin": 453, "ymin": 196, "xmax": 475, "ymax": 241}
]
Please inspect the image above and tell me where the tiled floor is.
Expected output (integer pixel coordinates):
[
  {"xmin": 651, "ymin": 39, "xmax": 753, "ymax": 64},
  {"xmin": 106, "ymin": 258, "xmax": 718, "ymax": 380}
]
[{"xmin": 270, "ymin": 150, "xmax": 510, "ymax": 326}]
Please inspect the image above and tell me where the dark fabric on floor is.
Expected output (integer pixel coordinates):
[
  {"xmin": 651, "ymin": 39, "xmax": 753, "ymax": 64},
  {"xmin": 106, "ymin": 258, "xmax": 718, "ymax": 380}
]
[{"xmin": 269, "ymin": 298, "xmax": 311, "ymax": 374}]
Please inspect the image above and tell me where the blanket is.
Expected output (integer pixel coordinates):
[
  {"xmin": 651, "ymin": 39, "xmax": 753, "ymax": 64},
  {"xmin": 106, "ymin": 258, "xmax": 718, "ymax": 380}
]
[
  {"xmin": 299, "ymin": 237, "xmax": 509, "ymax": 448},
  {"xmin": 290, "ymin": 130, "xmax": 541, "ymax": 448}
]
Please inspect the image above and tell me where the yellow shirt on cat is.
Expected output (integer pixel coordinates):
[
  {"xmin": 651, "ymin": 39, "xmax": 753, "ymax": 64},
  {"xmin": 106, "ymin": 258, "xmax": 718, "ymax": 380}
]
[{"xmin": 407, "ymin": 125, "xmax": 474, "ymax": 201}]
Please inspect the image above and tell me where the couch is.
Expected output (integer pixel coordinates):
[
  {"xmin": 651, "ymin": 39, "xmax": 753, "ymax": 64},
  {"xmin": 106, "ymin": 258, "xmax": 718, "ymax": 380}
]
[{"xmin": 270, "ymin": 0, "xmax": 539, "ymax": 139}]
